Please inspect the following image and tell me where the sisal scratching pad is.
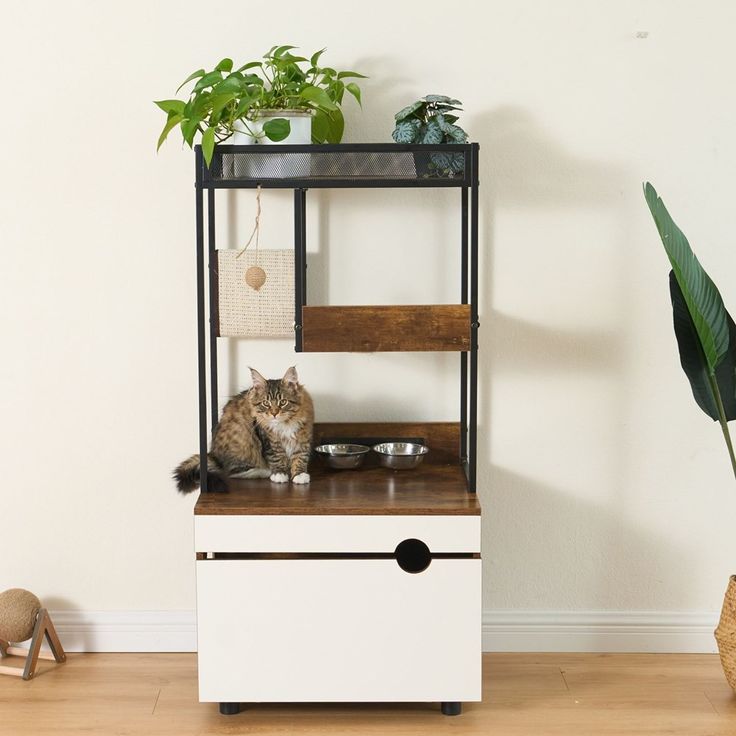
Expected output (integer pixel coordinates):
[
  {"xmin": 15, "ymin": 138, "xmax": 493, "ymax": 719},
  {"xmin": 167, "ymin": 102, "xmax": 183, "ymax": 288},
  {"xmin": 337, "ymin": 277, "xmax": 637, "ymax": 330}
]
[
  {"xmin": 0, "ymin": 589, "xmax": 41, "ymax": 643},
  {"xmin": 217, "ymin": 249, "xmax": 294, "ymax": 338}
]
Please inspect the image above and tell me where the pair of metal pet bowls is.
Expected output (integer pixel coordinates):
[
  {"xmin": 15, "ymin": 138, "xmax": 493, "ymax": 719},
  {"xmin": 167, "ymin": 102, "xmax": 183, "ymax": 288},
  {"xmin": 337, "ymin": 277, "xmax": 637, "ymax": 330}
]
[{"xmin": 315, "ymin": 442, "xmax": 429, "ymax": 471}]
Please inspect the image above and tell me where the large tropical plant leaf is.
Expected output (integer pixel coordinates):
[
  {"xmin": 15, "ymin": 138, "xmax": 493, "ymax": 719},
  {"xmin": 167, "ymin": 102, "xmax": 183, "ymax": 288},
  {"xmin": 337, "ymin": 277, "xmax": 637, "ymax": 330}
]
[
  {"xmin": 646, "ymin": 182, "xmax": 736, "ymax": 479},
  {"xmin": 644, "ymin": 182, "xmax": 730, "ymax": 375},
  {"xmin": 669, "ymin": 272, "xmax": 736, "ymax": 421}
]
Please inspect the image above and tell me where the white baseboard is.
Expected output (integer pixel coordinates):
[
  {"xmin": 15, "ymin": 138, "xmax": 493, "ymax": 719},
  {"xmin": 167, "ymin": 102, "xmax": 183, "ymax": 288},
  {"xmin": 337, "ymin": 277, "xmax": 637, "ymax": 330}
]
[
  {"xmin": 48, "ymin": 610, "xmax": 720, "ymax": 654},
  {"xmin": 482, "ymin": 610, "xmax": 720, "ymax": 654},
  {"xmin": 50, "ymin": 610, "xmax": 197, "ymax": 653}
]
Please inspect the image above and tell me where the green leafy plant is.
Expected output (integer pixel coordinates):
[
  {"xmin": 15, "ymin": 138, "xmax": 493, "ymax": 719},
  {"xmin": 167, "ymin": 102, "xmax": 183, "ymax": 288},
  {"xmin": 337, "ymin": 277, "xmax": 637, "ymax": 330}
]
[
  {"xmin": 392, "ymin": 95, "xmax": 468, "ymax": 176},
  {"xmin": 645, "ymin": 182, "xmax": 736, "ymax": 478},
  {"xmin": 155, "ymin": 45, "xmax": 366, "ymax": 166}
]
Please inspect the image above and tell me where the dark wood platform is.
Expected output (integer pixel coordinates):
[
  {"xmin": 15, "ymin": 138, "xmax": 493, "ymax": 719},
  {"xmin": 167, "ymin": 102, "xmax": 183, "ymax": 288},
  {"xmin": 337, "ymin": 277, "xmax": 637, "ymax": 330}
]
[
  {"xmin": 301, "ymin": 305, "xmax": 471, "ymax": 352},
  {"xmin": 194, "ymin": 462, "xmax": 479, "ymax": 516}
]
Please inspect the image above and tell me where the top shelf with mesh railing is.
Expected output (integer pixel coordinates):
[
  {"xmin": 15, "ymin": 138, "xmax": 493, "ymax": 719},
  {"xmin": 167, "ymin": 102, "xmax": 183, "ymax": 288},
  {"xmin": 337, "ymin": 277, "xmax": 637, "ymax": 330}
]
[{"xmin": 197, "ymin": 143, "xmax": 476, "ymax": 189}]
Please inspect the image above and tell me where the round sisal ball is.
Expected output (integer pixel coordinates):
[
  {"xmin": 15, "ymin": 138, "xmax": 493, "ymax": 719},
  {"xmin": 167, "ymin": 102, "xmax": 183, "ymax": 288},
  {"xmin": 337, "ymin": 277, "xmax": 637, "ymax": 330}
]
[
  {"xmin": 245, "ymin": 265, "xmax": 266, "ymax": 291},
  {"xmin": 0, "ymin": 588, "xmax": 41, "ymax": 643}
]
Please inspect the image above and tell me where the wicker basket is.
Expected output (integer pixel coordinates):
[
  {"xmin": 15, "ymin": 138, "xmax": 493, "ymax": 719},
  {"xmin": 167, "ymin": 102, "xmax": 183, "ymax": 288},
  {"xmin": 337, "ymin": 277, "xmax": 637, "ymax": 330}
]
[{"xmin": 715, "ymin": 575, "xmax": 736, "ymax": 690}]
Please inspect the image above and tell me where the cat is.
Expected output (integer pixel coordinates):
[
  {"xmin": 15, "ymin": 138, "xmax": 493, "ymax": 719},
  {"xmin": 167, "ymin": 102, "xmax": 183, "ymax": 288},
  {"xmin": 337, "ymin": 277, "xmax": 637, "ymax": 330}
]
[{"xmin": 174, "ymin": 366, "xmax": 314, "ymax": 493}]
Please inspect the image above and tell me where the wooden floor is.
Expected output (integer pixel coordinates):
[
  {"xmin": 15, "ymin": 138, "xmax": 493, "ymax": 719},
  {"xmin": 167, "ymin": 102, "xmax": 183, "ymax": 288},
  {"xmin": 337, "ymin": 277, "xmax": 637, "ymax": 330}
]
[{"xmin": 1, "ymin": 653, "xmax": 735, "ymax": 735}]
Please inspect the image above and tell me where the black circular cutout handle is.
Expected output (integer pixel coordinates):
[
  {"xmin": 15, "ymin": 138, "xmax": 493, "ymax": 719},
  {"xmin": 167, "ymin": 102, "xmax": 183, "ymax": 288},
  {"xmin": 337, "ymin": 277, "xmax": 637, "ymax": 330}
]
[{"xmin": 394, "ymin": 538, "xmax": 431, "ymax": 573}]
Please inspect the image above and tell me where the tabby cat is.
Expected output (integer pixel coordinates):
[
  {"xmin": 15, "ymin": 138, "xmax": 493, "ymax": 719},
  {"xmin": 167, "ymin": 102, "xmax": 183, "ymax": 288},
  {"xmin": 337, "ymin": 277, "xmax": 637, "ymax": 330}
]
[{"xmin": 174, "ymin": 366, "xmax": 314, "ymax": 493}]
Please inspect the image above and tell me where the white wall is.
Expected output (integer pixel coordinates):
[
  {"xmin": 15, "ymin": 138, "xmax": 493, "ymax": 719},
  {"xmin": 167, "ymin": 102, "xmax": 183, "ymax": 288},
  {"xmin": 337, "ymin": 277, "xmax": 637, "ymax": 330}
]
[{"xmin": 2, "ymin": 0, "xmax": 736, "ymax": 651}]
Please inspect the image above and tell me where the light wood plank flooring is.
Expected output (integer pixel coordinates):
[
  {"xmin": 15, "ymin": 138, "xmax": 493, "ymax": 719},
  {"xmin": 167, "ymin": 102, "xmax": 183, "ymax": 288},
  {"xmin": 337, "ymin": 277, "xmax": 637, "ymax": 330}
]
[{"xmin": 1, "ymin": 653, "xmax": 735, "ymax": 735}]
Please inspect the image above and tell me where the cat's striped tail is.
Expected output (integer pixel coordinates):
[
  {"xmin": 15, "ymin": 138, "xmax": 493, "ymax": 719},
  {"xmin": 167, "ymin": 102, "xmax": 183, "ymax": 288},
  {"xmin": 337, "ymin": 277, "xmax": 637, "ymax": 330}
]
[{"xmin": 173, "ymin": 454, "xmax": 226, "ymax": 494}]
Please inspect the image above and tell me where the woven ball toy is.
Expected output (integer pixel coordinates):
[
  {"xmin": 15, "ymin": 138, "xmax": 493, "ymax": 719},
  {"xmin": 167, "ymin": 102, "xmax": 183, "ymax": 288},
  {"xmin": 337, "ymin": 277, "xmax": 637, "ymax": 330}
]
[
  {"xmin": 237, "ymin": 187, "xmax": 268, "ymax": 292},
  {"xmin": 0, "ymin": 588, "xmax": 41, "ymax": 643},
  {"xmin": 245, "ymin": 265, "xmax": 267, "ymax": 291}
]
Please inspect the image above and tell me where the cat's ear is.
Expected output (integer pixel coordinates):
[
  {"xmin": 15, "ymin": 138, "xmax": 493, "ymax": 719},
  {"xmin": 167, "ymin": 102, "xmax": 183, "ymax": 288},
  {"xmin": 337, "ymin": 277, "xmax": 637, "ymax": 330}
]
[
  {"xmin": 250, "ymin": 367, "xmax": 267, "ymax": 390},
  {"xmin": 282, "ymin": 366, "xmax": 299, "ymax": 386}
]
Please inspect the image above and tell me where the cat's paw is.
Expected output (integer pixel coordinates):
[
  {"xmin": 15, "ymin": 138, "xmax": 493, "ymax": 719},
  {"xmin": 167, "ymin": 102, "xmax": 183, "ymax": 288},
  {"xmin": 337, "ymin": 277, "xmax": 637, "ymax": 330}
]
[
  {"xmin": 292, "ymin": 472, "xmax": 310, "ymax": 485},
  {"xmin": 270, "ymin": 472, "xmax": 289, "ymax": 483}
]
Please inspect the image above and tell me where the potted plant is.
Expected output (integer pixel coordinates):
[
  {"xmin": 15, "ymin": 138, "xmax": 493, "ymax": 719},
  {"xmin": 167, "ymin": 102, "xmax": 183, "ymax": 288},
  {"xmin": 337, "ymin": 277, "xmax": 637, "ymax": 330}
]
[
  {"xmin": 644, "ymin": 182, "xmax": 736, "ymax": 689},
  {"xmin": 155, "ymin": 45, "xmax": 365, "ymax": 169},
  {"xmin": 391, "ymin": 95, "xmax": 468, "ymax": 178}
]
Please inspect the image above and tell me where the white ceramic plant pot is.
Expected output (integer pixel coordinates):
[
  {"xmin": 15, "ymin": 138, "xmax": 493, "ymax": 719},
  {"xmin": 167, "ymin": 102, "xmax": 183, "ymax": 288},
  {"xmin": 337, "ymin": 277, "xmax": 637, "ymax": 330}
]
[
  {"xmin": 252, "ymin": 110, "xmax": 313, "ymax": 145},
  {"xmin": 231, "ymin": 110, "xmax": 313, "ymax": 178}
]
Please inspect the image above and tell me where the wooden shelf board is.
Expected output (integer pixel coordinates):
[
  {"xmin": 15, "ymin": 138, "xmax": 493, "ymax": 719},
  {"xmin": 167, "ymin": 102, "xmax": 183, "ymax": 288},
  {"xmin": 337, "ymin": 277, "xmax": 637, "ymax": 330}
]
[
  {"xmin": 301, "ymin": 305, "xmax": 471, "ymax": 352},
  {"xmin": 194, "ymin": 462, "xmax": 479, "ymax": 516}
]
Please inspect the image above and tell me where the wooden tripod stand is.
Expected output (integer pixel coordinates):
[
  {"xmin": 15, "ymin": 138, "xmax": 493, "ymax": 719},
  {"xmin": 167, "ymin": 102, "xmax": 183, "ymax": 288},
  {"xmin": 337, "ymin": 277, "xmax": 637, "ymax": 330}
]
[{"xmin": 0, "ymin": 608, "xmax": 66, "ymax": 680}]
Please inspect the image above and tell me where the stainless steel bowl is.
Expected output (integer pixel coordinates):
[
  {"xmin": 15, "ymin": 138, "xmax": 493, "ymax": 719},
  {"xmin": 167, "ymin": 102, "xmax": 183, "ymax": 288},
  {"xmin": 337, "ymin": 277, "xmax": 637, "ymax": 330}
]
[
  {"xmin": 372, "ymin": 442, "xmax": 429, "ymax": 470},
  {"xmin": 314, "ymin": 444, "xmax": 371, "ymax": 469}
]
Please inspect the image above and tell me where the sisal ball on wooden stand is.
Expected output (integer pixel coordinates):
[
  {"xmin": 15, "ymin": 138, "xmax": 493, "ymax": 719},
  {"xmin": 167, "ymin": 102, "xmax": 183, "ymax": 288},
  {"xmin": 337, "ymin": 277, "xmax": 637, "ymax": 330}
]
[
  {"xmin": 0, "ymin": 588, "xmax": 66, "ymax": 680},
  {"xmin": 0, "ymin": 588, "xmax": 40, "ymax": 643}
]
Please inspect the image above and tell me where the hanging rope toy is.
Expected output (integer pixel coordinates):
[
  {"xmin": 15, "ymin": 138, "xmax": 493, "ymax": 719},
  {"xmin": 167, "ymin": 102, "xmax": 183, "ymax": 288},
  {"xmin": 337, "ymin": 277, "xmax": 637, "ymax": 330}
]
[{"xmin": 236, "ymin": 185, "xmax": 267, "ymax": 291}]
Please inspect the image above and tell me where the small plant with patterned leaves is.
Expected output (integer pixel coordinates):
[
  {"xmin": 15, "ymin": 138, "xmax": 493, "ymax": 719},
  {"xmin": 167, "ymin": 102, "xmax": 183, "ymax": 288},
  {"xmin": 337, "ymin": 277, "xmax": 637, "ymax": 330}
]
[{"xmin": 391, "ymin": 95, "xmax": 468, "ymax": 177}]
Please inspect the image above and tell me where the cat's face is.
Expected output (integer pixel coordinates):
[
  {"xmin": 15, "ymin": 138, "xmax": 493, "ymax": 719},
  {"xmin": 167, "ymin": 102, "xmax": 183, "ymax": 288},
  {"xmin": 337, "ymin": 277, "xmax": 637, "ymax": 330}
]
[{"xmin": 249, "ymin": 367, "xmax": 303, "ymax": 422}]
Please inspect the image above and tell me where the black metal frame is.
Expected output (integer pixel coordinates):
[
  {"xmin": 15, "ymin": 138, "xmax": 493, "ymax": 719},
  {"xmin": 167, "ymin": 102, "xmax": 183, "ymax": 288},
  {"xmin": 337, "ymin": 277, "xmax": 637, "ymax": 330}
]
[
  {"xmin": 194, "ymin": 143, "xmax": 480, "ymax": 492},
  {"xmin": 200, "ymin": 143, "xmax": 474, "ymax": 189}
]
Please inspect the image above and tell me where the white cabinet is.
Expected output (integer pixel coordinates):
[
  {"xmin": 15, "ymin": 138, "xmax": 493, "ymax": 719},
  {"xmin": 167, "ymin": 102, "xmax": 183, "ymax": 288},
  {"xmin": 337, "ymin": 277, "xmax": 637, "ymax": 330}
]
[
  {"xmin": 196, "ymin": 556, "xmax": 481, "ymax": 703},
  {"xmin": 194, "ymin": 514, "xmax": 481, "ymax": 553},
  {"xmin": 195, "ymin": 511, "xmax": 481, "ymax": 708}
]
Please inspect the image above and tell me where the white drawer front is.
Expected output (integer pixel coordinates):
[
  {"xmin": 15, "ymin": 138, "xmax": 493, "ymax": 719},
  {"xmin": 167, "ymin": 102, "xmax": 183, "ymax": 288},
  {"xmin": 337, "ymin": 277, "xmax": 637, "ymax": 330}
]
[
  {"xmin": 196, "ymin": 558, "xmax": 481, "ymax": 703},
  {"xmin": 195, "ymin": 515, "xmax": 479, "ymax": 553}
]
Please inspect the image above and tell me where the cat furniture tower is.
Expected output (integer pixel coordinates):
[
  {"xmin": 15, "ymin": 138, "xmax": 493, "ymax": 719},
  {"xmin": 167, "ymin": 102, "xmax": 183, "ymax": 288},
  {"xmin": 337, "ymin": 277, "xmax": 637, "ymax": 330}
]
[{"xmin": 191, "ymin": 143, "xmax": 481, "ymax": 716}]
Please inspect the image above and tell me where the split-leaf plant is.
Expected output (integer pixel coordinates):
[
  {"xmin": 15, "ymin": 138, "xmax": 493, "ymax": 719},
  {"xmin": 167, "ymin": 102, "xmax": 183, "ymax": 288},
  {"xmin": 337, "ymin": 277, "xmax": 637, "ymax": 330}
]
[{"xmin": 155, "ymin": 45, "xmax": 366, "ymax": 166}]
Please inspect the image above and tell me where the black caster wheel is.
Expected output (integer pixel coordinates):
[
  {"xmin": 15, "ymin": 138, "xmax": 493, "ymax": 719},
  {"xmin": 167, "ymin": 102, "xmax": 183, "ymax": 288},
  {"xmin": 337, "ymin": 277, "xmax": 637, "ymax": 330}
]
[
  {"xmin": 219, "ymin": 702, "xmax": 240, "ymax": 715},
  {"xmin": 441, "ymin": 701, "xmax": 462, "ymax": 716}
]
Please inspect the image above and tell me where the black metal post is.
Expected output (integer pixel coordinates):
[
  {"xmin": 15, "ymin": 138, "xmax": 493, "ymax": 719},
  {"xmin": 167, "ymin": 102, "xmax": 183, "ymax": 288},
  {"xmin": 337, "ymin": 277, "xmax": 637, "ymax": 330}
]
[
  {"xmin": 207, "ymin": 188, "xmax": 219, "ymax": 435},
  {"xmin": 468, "ymin": 144, "xmax": 480, "ymax": 493},
  {"xmin": 195, "ymin": 149, "xmax": 208, "ymax": 492},
  {"xmin": 294, "ymin": 189, "xmax": 304, "ymax": 351},
  {"xmin": 300, "ymin": 188, "xmax": 307, "ymax": 306},
  {"xmin": 460, "ymin": 186, "xmax": 469, "ymax": 469}
]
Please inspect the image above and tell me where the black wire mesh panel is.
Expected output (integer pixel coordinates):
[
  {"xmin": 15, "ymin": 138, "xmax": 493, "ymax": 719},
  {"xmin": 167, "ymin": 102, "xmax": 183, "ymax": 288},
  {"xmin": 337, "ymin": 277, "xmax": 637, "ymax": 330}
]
[{"xmin": 204, "ymin": 145, "xmax": 470, "ymax": 186}]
